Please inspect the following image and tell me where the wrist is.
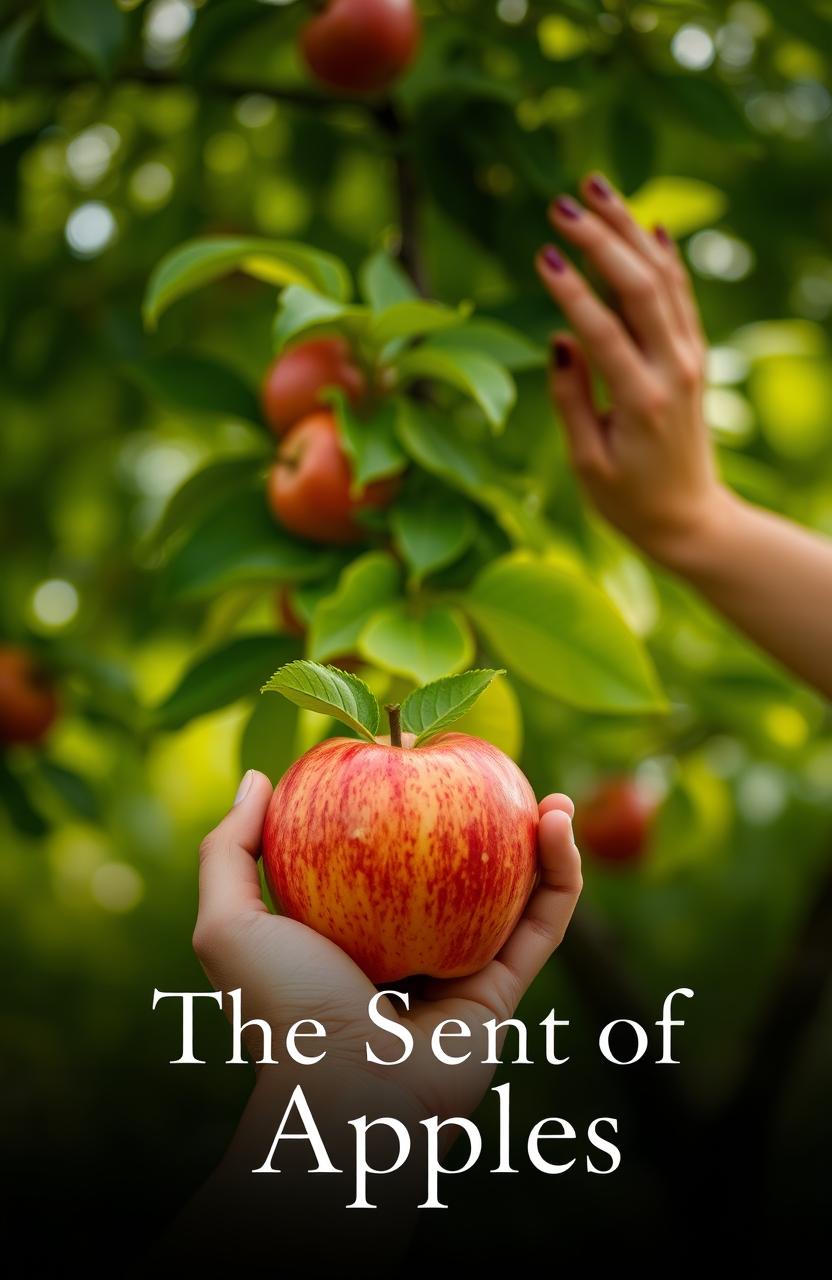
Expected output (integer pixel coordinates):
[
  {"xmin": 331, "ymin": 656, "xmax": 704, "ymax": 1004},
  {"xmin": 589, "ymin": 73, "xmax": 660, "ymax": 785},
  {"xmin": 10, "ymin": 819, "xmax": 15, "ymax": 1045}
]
[{"xmin": 647, "ymin": 484, "xmax": 741, "ymax": 582}]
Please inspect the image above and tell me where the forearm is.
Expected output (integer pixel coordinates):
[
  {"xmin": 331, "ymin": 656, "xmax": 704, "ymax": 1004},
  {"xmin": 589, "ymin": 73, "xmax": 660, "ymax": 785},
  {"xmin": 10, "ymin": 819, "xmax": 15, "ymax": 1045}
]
[
  {"xmin": 161, "ymin": 1068, "xmax": 427, "ymax": 1267},
  {"xmin": 660, "ymin": 487, "xmax": 832, "ymax": 699}
]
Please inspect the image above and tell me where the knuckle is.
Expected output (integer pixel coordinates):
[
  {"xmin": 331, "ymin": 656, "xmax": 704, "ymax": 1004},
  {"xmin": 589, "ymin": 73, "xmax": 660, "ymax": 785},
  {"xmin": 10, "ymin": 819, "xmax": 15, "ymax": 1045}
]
[
  {"xmin": 674, "ymin": 347, "xmax": 702, "ymax": 389},
  {"xmin": 642, "ymin": 382, "xmax": 671, "ymax": 420},
  {"xmin": 627, "ymin": 269, "xmax": 656, "ymax": 303}
]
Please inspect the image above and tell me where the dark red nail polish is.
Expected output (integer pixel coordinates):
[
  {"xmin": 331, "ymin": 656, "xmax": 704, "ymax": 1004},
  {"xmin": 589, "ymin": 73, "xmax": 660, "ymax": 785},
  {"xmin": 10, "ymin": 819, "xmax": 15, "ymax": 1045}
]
[
  {"xmin": 588, "ymin": 174, "xmax": 612, "ymax": 200},
  {"xmin": 542, "ymin": 245, "xmax": 566, "ymax": 273},
  {"xmin": 654, "ymin": 224, "xmax": 672, "ymax": 247},
  {"xmin": 553, "ymin": 196, "xmax": 582, "ymax": 220},
  {"xmin": 552, "ymin": 339, "xmax": 571, "ymax": 369}
]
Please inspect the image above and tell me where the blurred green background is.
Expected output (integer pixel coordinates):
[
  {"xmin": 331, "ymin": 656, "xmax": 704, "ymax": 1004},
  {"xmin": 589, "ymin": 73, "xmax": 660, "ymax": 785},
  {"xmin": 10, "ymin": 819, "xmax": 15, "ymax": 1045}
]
[{"xmin": 1, "ymin": 0, "xmax": 831, "ymax": 1262}]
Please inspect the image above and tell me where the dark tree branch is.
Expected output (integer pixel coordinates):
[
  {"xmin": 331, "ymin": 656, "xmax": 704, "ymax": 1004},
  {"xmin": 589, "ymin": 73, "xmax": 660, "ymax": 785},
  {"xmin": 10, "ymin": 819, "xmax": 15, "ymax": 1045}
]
[{"xmin": 373, "ymin": 100, "xmax": 429, "ymax": 297}]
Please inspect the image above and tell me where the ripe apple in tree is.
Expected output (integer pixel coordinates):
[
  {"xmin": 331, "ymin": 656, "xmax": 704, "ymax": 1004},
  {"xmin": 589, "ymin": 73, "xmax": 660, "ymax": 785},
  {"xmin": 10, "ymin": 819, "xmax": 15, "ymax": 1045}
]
[
  {"xmin": 576, "ymin": 777, "xmax": 656, "ymax": 865},
  {"xmin": 301, "ymin": 0, "xmax": 421, "ymax": 95},
  {"xmin": 267, "ymin": 410, "xmax": 400, "ymax": 544},
  {"xmin": 261, "ymin": 338, "xmax": 366, "ymax": 437},
  {"xmin": 263, "ymin": 723, "xmax": 538, "ymax": 982},
  {"xmin": 0, "ymin": 647, "xmax": 59, "ymax": 745}
]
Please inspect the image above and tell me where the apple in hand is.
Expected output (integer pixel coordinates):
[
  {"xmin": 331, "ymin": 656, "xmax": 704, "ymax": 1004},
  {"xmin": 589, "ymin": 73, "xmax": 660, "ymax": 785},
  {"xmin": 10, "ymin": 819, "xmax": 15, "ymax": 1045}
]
[
  {"xmin": 576, "ymin": 777, "xmax": 656, "ymax": 865},
  {"xmin": 261, "ymin": 338, "xmax": 366, "ymax": 437},
  {"xmin": 267, "ymin": 410, "xmax": 399, "ymax": 544},
  {"xmin": 0, "ymin": 646, "xmax": 59, "ymax": 745},
  {"xmin": 301, "ymin": 0, "xmax": 421, "ymax": 95},
  {"xmin": 261, "ymin": 665, "xmax": 539, "ymax": 983}
]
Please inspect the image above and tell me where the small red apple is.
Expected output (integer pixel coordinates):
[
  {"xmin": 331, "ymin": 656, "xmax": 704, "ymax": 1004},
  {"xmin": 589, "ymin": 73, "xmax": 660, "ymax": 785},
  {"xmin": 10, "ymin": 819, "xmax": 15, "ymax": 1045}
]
[
  {"xmin": 576, "ymin": 777, "xmax": 656, "ymax": 866},
  {"xmin": 301, "ymin": 0, "xmax": 421, "ymax": 95},
  {"xmin": 263, "ymin": 730, "xmax": 538, "ymax": 982},
  {"xmin": 0, "ymin": 647, "xmax": 59, "ymax": 745},
  {"xmin": 261, "ymin": 338, "xmax": 366, "ymax": 438},
  {"xmin": 266, "ymin": 410, "xmax": 399, "ymax": 544}
]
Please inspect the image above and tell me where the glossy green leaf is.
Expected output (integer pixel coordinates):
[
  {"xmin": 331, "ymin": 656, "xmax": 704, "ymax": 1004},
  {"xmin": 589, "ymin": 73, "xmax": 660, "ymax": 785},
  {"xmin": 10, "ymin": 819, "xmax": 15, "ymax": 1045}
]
[
  {"xmin": 44, "ymin": 0, "xmax": 127, "ymax": 76},
  {"xmin": 628, "ymin": 177, "xmax": 727, "ymax": 239},
  {"xmin": 163, "ymin": 490, "xmax": 344, "ymax": 599},
  {"xmin": 465, "ymin": 553, "xmax": 667, "ymax": 713},
  {"xmin": 360, "ymin": 251, "xmax": 419, "ymax": 310},
  {"xmin": 359, "ymin": 603, "xmax": 475, "ymax": 684},
  {"xmin": 370, "ymin": 299, "xmax": 469, "ymax": 348},
  {"xmin": 144, "ymin": 238, "xmax": 351, "ymax": 329},
  {"xmin": 401, "ymin": 668, "xmax": 505, "ymax": 746},
  {"xmin": 309, "ymin": 552, "xmax": 401, "ymax": 663},
  {"xmin": 396, "ymin": 345, "xmax": 516, "ymax": 431},
  {"xmin": 152, "ymin": 635, "xmax": 298, "ymax": 731},
  {"xmin": 333, "ymin": 394, "xmax": 408, "ymax": 492},
  {"xmin": 428, "ymin": 319, "xmax": 545, "ymax": 371},
  {"xmin": 272, "ymin": 284, "xmax": 369, "ymax": 353},
  {"xmin": 390, "ymin": 492, "xmax": 476, "ymax": 582},
  {"xmin": 262, "ymin": 660, "xmax": 379, "ymax": 740}
]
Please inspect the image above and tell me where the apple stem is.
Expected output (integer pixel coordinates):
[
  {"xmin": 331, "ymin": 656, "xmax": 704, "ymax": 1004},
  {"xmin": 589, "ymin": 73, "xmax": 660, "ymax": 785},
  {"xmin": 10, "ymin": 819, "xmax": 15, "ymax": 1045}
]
[{"xmin": 386, "ymin": 703, "xmax": 402, "ymax": 748}]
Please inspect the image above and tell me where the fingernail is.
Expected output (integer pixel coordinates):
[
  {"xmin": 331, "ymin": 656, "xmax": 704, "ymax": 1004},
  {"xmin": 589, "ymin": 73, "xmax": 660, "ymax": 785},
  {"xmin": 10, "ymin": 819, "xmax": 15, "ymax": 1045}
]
[
  {"xmin": 234, "ymin": 770, "xmax": 253, "ymax": 806},
  {"xmin": 552, "ymin": 195, "xmax": 582, "ymax": 221},
  {"xmin": 654, "ymin": 224, "xmax": 672, "ymax": 247},
  {"xmin": 541, "ymin": 245, "xmax": 566, "ymax": 273},
  {"xmin": 587, "ymin": 174, "xmax": 612, "ymax": 200},
  {"xmin": 552, "ymin": 338, "xmax": 571, "ymax": 369}
]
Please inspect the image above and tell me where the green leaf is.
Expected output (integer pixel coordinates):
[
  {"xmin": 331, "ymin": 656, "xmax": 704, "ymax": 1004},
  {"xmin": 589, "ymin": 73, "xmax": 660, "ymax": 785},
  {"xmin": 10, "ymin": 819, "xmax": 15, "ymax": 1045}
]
[
  {"xmin": 395, "ymin": 402, "xmax": 551, "ymax": 549},
  {"xmin": 163, "ymin": 489, "xmax": 344, "ymax": 600},
  {"xmin": 396, "ymin": 344, "xmax": 516, "ymax": 432},
  {"xmin": 333, "ymin": 394, "xmax": 407, "ymax": 492},
  {"xmin": 309, "ymin": 551, "xmax": 400, "ymax": 663},
  {"xmin": 359, "ymin": 603, "xmax": 475, "ymax": 684},
  {"xmin": 370, "ymin": 299, "xmax": 470, "ymax": 348},
  {"xmin": 452, "ymin": 673, "xmax": 523, "ymax": 759},
  {"xmin": 390, "ymin": 491, "xmax": 476, "ymax": 582},
  {"xmin": 262, "ymin": 660, "xmax": 380, "ymax": 741},
  {"xmin": 628, "ymin": 176, "xmax": 728, "ymax": 240},
  {"xmin": 272, "ymin": 284, "xmax": 368, "ymax": 353},
  {"xmin": 465, "ymin": 553, "xmax": 667, "ymax": 714},
  {"xmin": 0, "ymin": 10, "xmax": 36, "ymax": 92},
  {"xmin": 0, "ymin": 757, "xmax": 49, "ymax": 837},
  {"xmin": 429, "ymin": 319, "xmax": 545, "ymax": 371},
  {"xmin": 152, "ymin": 635, "xmax": 298, "ymax": 731},
  {"xmin": 147, "ymin": 456, "xmax": 267, "ymax": 552},
  {"xmin": 44, "ymin": 0, "xmax": 127, "ymax": 77},
  {"xmin": 360, "ymin": 251, "xmax": 419, "ymax": 310},
  {"xmin": 144, "ymin": 238, "xmax": 351, "ymax": 329},
  {"xmin": 401, "ymin": 669, "xmax": 506, "ymax": 746},
  {"xmin": 239, "ymin": 693, "xmax": 300, "ymax": 785},
  {"xmin": 127, "ymin": 354, "xmax": 261, "ymax": 424}
]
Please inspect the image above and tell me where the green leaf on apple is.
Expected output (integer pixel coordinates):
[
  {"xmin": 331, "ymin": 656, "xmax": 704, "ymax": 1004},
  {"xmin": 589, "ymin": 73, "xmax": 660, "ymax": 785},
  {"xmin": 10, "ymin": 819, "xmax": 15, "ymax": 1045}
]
[
  {"xmin": 400, "ymin": 668, "xmax": 506, "ymax": 746},
  {"xmin": 390, "ymin": 489, "xmax": 476, "ymax": 583},
  {"xmin": 359, "ymin": 602, "xmax": 475, "ymax": 684},
  {"xmin": 262, "ymin": 660, "xmax": 380, "ymax": 741},
  {"xmin": 465, "ymin": 553, "xmax": 668, "ymax": 714},
  {"xmin": 143, "ymin": 237, "xmax": 351, "ymax": 329},
  {"xmin": 427, "ymin": 319, "xmax": 546, "ymax": 371},
  {"xmin": 359, "ymin": 251, "xmax": 419, "ymax": 310},
  {"xmin": 272, "ymin": 284, "xmax": 370, "ymax": 353},
  {"xmin": 308, "ymin": 552, "xmax": 401, "ymax": 663},
  {"xmin": 331, "ymin": 393, "xmax": 408, "ymax": 493},
  {"xmin": 395, "ymin": 344, "xmax": 516, "ymax": 432}
]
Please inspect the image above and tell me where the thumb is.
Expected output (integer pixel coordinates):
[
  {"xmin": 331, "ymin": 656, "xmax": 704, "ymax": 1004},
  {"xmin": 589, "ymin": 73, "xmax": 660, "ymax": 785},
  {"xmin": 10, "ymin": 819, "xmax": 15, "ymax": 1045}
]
[{"xmin": 196, "ymin": 770, "xmax": 274, "ymax": 928}]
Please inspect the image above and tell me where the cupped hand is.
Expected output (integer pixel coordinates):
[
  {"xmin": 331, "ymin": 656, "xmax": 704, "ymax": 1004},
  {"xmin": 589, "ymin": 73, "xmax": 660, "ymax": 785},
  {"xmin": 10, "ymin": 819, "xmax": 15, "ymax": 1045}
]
[
  {"xmin": 535, "ymin": 172, "xmax": 727, "ymax": 570},
  {"xmin": 193, "ymin": 769, "xmax": 581, "ymax": 1123}
]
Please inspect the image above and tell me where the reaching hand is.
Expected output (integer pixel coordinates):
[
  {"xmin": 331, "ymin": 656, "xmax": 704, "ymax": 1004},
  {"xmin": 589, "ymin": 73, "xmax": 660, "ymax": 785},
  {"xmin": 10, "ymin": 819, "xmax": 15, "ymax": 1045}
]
[
  {"xmin": 193, "ymin": 769, "xmax": 581, "ymax": 1123},
  {"xmin": 536, "ymin": 172, "xmax": 726, "ymax": 571}
]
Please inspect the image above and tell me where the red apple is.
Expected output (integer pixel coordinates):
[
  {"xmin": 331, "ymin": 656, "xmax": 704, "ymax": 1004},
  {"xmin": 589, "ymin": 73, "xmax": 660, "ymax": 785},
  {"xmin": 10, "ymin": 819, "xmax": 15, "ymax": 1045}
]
[
  {"xmin": 261, "ymin": 338, "xmax": 366, "ymax": 438},
  {"xmin": 576, "ymin": 777, "xmax": 656, "ymax": 865},
  {"xmin": 301, "ymin": 0, "xmax": 421, "ymax": 95},
  {"xmin": 262, "ymin": 731, "xmax": 539, "ymax": 982},
  {"xmin": 266, "ymin": 410, "xmax": 399, "ymax": 544},
  {"xmin": 0, "ymin": 647, "xmax": 59, "ymax": 745}
]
